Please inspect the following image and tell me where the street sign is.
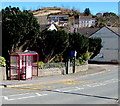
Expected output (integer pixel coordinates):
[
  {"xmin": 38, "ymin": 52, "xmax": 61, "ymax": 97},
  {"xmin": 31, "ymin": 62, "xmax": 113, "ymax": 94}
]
[{"xmin": 70, "ymin": 51, "xmax": 77, "ymax": 57}]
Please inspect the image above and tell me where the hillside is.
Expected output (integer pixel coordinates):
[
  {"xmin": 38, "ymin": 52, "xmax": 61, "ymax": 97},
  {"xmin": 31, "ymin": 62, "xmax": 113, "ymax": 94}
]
[
  {"xmin": 32, "ymin": 7, "xmax": 82, "ymax": 16},
  {"xmin": 31, "ymin": 7, "xmax": 120, "ymax": 27}
]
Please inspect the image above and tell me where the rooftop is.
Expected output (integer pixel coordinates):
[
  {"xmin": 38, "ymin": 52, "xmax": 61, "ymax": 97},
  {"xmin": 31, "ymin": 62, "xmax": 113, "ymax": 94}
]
[
  {"xmin": 77, "ymin": 27, "xmax": 100, "ymax": 36},
  {"xmin": 79, "ymin": 16, "xmax": 96, "ymax": 20}
]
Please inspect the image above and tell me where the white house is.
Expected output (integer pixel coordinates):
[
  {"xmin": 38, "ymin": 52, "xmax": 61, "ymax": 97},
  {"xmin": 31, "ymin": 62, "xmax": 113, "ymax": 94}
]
[
  {"xmin": 48, "ymin": 24, "xmax": 58, "ymax": 31},
  {"xmin": 79, "ymin": 16, "xmax": 96, "ymax": 28},
  {"xmin": 89, "ymin": 26, "xmax": 120, "ymax": 63},
  {"xmin": 48, "ymin": 15, "xmax": 69, "ymax": 26}
]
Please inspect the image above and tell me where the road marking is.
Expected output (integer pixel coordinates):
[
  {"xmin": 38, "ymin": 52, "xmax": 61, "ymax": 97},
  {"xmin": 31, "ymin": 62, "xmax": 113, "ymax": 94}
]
[
  {"xmin": 63, "ymin": 81, "xmax": 92, "ymax": 85},
  {"xmin": 36, "ymin": 93, "xmax": 47, "ymax": 96},
  {"xmin": 55, "ymin": 87, "xmax": 84, "ymax": 92},
  {"xmin": 2, "ymin": 92, "xmax": 48, "ymax": 101},
  {"xmin": 55, "ymin": 78, "xmax": 118, "ymax": 92},
  {"xmin": 82, "ymin": 78, "xmax": 118, "ymax": 88},
  {"xmin": 4, "ymin": 92, "xmax": 32, "ymax": 97},
  {"xmin": 33, "ymin": 85, "xmax": 54, "ymax": 89},
  {"xmin": 64, "ymin": 87, "xmax": 84, "ymax": 92},
  {"xmin": 5, "ymin": 79, "xmax": 75, "ymax": 88}
]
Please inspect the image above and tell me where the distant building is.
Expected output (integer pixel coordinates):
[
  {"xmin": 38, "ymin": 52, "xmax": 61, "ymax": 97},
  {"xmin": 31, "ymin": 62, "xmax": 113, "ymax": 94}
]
[
  {"xmin": 48, "ymin": 24, "xmax": 58, "ymax": 31},
  {"xmin": 96, "ymin": 13, "xmax": 103, "ymax": 17},
  {"xmin": 48, "ymin": 15, "xmax": 69, "ymax": 26},
  {"xmin": 79, "ymin": 16, "xmax": 96, "ymax": 28}
]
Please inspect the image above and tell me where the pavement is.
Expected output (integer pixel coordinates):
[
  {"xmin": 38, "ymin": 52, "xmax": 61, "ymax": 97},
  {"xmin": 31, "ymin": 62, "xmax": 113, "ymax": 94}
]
[{"xmin": 0, "ymin": 64, "xmax": 111, "ymax": 88}]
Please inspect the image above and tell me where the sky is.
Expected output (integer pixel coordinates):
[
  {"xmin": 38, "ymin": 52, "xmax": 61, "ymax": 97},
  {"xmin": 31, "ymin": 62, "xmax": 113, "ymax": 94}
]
[{"xmin": 1, "ymin": 1, "xmax": 119, "ymax": 15}]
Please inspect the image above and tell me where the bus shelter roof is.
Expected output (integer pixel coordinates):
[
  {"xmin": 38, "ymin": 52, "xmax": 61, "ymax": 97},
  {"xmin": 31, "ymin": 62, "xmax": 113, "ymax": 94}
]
[{"xmin": 10, "ymin": 51, "xmax": 38, "ymax": 56}]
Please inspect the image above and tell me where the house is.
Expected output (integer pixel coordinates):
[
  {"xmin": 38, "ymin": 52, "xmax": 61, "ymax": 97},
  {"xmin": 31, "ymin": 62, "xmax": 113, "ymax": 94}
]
[
  {"xmin": 79, "ymin": 16, "xmax": 96, "ymax": 28},
  {"xmin": 89, "ymin": 26, "xmax": 120, "ymax": 63},
  {"xmin": 47, "ymin": 15, "xmax": 69, "ymax": 26},
  {"xmin": 48, "ymin": 24, "xmax": 58, "ymax": 31}
]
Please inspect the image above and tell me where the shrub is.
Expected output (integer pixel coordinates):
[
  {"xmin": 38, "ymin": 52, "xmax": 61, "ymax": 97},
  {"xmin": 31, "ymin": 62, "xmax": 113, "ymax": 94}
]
[
  {"xmin": 82, "ymin": 51, "xmax": 90, "ymax": 61},
  {"xmin": 38, "ymin": 61, "xmax": 45, "ymax": 69},
  {"xmin": 0, "ymin": 56, "xmax": 6, "ymax": 67},
  {"xmin": 76, "ymin": 51, "xmax": 90, "ymax": 65},
  {"xmin": 44, "ymin": 62, "xmax": 64, "ymax": 68},
  {"xmin": 53, "ymin": 54, "xmax": 64, "ymax": 62}
]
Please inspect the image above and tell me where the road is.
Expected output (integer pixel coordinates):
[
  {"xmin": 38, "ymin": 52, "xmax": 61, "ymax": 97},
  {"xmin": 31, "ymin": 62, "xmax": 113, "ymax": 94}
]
[{"xmin": 1, "ymin": 64, "xmax": 119, "ymax": 104}]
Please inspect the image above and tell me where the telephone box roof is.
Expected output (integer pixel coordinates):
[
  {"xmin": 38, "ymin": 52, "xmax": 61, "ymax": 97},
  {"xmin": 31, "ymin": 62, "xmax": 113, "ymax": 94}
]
[{"xmin": 10, "ymin": 51, "xmax": 38, "ymax": 56}]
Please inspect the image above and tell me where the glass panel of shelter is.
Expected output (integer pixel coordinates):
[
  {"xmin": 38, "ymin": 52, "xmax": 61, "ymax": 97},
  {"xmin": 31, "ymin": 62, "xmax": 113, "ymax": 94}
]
[
  {"xmin": 11, "ymin": 56, "xmax": 18, "ymax": 67},
  {"xmin": 19, "ymin": 55, "xmax": 33, "ymax": 79},
  {"xmin": 32, "ymin": 55, "xmax": 38, "ymax": 76},
  {"xmin": 10, "ymin": 56, "xmax": 19, "ymax": 79}
]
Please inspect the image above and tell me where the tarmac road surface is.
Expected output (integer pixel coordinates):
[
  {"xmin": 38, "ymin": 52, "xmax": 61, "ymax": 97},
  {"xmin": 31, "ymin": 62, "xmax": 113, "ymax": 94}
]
[{"xmin": 1, "ymin": 64, "xmax": 119, "ymax": 104}]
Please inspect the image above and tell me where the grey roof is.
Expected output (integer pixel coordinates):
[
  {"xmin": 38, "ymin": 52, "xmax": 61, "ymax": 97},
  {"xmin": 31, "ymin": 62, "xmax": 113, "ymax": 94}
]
[
  {"xmin": 107, "ymin": 27, "xmax": 120, "ymax": 36},
  {"xmin": 79, "ymin": 16, "xmax": 96, "ymax": 20},
  {"xmin": 77, "ymin": 27, "xmax": 100, "ymax": 36},
  {"xmin": 77, "ymin": 26, "xmax": 120, "ymax": 37},
  {"xmin": 48, "ymin": 15, "xmax": 69, "ymax": 17}
]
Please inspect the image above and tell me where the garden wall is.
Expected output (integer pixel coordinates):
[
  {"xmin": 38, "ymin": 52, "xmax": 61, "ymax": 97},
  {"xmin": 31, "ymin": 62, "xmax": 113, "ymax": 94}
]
[
  {"xmin": 0, "ymin": 64, "xmax": 88, "ymax": 80},
  {"xmin": 0, "ymin": 67, "xmax": 7, "ymax": 80},
  {"xmin": 38, "ymin": 64, "xmax": 88, "ymax": 77}
]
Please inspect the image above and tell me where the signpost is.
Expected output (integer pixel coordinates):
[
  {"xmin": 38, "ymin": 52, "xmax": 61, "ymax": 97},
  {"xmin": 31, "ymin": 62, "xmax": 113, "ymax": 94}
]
[
  {"xmin": 66, "ymin": 51, "xmax": 77, "ymax": 74},
  {"xmin": 70, "ymin": 51, "xmax": 77, "ymax": 73},
  {"xmin": 70, "ymin": 50, "xmax": 77, "ymax": 73}
]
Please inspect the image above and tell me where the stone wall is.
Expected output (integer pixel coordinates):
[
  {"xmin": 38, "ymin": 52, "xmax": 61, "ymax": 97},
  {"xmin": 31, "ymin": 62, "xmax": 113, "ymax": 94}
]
[
  {"xmin": 38, "ymin": 64, "xmax": 88, "ymax": 77},
  {"xmin": 0, "ymin": 67, "xmax": 6, "ymax": 80},
  {"xmin": 0, "ymin": 64, "xmax": 88, "ymax": 80}
]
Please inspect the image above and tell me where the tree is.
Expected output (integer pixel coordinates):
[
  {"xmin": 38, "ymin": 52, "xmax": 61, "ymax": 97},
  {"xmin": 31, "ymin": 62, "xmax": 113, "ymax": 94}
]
[
  {"xmin": 63, "ymin": 32, "xmax": 89, "ymax": 62},
  {"xmin": 69, "ymin": 33, "xmax": 89, "ymax": 57},
  {"xmin": 89, "ymin": 37, "xmax": 102, "ymax": 59},
  {"xmin": 63, "ymin": 33, "xmax": 102, "ymax": 63},
  {"xmin": 31, "ymin": 30, "xmax": 69, "ymax": 63},
  {"xmin": 95, "ymin": 17, "xmax": 107, "ymax": 28},
  {"xmin": 84, "ymin": 8, "xmax": 91, "ymax": 16},
  {"xmin": 2, "ymin": 6, "xmax": 40, "ymax": 60},
  {"xmin": 95, "ymin": 12, "xmax": 120, "ymax": 27}
]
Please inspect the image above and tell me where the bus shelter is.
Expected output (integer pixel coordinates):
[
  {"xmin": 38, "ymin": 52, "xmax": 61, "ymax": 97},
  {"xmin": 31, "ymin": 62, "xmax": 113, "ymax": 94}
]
[{"xmin": 10, "ymin": 51, "xmax": 39, "ymax": 80}]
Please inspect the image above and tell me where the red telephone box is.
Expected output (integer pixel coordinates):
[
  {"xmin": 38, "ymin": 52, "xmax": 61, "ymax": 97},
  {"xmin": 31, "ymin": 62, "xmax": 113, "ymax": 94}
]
[{"xmin": 10, "ymin": 51, "xmax": 39, "ymax": 80}]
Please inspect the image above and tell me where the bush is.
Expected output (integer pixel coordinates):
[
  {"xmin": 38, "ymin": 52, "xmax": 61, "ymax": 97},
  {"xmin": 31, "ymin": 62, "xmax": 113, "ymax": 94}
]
[
  {"xmin": 0, "ymin": 56, "xmax": 6, "ymax": 67},
  {"xmin": 38, "ymin": 61, "xmax": 45, "ymax": 69},
  {"xmin": 45, "ymin": 62, "xmax": 64, "ymax": 68},
  {"xmin": 82, "ymin": 51, "xmax": 90, "ymax": 61},
  {"xmin": 76, "ymin": 57, "xmax": 85, "ymax": 65},
  {"xmin": 53, "ymin": 54, "xmax": 64, "ymax": 62},
  {"xmin": 76, "ymin": 51, "xmax": 90, "ymax": 65}
]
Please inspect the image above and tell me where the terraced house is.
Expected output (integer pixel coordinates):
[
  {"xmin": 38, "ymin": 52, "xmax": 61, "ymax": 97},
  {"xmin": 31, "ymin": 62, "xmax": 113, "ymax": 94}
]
[
  {"xmin": 79, "ymin": 16, "xmax": 96, "ymax": 28},
  {"xmin": 47, "ymin": 15, "xmax": 69, "ymax": 26}
]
